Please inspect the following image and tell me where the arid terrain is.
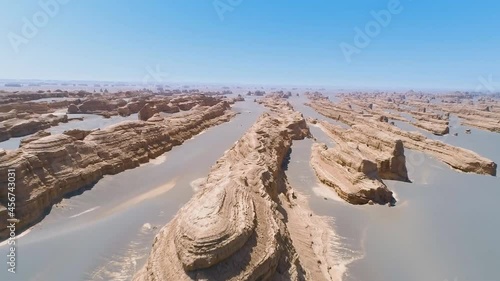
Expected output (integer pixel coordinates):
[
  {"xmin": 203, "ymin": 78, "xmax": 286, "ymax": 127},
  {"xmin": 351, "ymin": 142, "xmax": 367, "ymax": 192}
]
[{"xmin": 0, "ymin": 88, "xmax": 498, "ymax": 281}]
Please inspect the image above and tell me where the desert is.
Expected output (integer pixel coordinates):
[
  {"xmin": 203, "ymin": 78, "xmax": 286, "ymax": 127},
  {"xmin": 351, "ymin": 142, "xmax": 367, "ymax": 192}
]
[
  {"xmin": 0, "ymin": 88, "xmax": 499, "ymax": 281},
  {"xmin": 1, "ymin": 2, "xmax": 500, "ymax": 280}
]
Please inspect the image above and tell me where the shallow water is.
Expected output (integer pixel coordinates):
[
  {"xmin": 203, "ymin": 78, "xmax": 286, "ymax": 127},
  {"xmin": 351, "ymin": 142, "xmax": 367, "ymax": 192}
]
[
  {"xmin": 0, "ymin": 100, "xmax": 264, "ymax": 281},
  {"xmin": 31, "ymin": 97, "xmax": 79, "ymax": 103}
]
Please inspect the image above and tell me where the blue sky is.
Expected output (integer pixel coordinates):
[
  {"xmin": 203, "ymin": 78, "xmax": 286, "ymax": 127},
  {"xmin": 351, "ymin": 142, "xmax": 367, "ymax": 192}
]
[{"xmin": 0, "ymin": 0, "xmax": 499, "ymax": 90}]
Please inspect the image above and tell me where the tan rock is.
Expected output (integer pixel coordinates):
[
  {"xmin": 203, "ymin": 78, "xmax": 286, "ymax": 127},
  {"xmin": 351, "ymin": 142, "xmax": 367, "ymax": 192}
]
[
  {"xmin": 63, "ymin": 129, "xmax": 93, "ymax": 140},
  {"xmin": 318, "ymin": 121, "xmax": 409, "ymax": 182},
  {"xmin": 308, "ymin": 96, "xmax": 497, "ymax": 176},
  {"xmin": 117, "ymin": 106, "xmax": 131, "ymax": 117},
  {"xmin": 19, "ymin": 131, "xmax": 51, "ymax": 147},
  {"xmin": 135, "ymin": 98, "xmax": 337, "ymax": 281},
  {"xmin": 0, "ymin": 101, "xmax": 235, "ymax": 240},
  {"xmin": 311, "ymin": 142, "xmax": 395, "ymax": 205},
  {"xmin": 138, "ymin": 104, "xmax": 158, "ymax": 121}
]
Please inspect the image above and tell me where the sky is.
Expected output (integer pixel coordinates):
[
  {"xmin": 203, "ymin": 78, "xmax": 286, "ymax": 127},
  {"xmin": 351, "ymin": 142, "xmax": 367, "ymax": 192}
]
[{"xmin": 0, "ymin": 0, "xmax": 499, "ymax": 91}]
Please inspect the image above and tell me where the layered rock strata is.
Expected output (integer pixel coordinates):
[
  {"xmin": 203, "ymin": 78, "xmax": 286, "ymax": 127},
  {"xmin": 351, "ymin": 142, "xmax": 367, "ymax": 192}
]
[
  {"xmin": 0, "ymin": 114, "xmax": 68, "ymax": 142},
  {"xmin": 135, "ymin": 100, "xmax": 339, "ymax": 281},
  {"xmin": 410, "ymin": 117, "xmax": 450, "ymax": 136},
  {"xmin": 316, "ymin": 120, "xmax": 409, "ymax": 182},
  {"xmin": 0, "ymin": 102, "xmax": 235, "ymax": 240},
  {"xmin": 311, "ymin": 142, "xmax": 395, "ymax": 205},
  {"xmin": 67, "ymin": 94, "xmax": 222, "ymax": 118}
]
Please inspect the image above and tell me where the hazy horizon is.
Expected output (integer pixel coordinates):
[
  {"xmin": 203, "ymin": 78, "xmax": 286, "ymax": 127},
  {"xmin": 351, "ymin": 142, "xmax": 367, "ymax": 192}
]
[{"xmin": 0, "ymin": 77, "xmax": 496, "ymax": 93}]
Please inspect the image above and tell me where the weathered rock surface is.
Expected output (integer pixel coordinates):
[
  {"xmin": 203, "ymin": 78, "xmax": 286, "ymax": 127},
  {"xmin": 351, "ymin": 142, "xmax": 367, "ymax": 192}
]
[
  {"xmin": 134, "ymin": 98, "xmax": 338, "ymax": 281},
  {"xmin": 63, "ymin": 129, "xmax": 94, "ymax": 140},
  {"xmin": 138, "ymin": 104, "xmax": 159, "ymax": 121},
  {"xmin": 19, "ymin": 131, "xmax": 51, "ymax": 147},
  {"xmin": 0, "ymin": 102, "xmax": 235, "ymax": 240},
  {"xmin": 411, "ymin": 118, "xmax": 450, "ymax": 136},
  {"xmin": 379, "ymin": 122, "xmax": 497, "ymax": 176},
  {"xmin": 0, "ymin": 110, "xmax": 18, "ymax": 122},
  {"xmin": 0, "ymin": 114, "xmax": 68, "ymax": 142},
  {"xmin": 316, "ymin": 120, "xmax": 409, "ymax": 182},
  {"xmin": 311, "ymin": 142, "xmax": 395, "ymax": 205},
  {"xmin": 117, "ymin": 106, "xmax": 131, "ymax": 117}
]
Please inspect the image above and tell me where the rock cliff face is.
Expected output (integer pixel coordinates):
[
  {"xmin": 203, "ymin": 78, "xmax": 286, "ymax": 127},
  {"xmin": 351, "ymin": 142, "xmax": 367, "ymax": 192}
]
[
  {"xmin": 0, "ymin": 102, "xmax": 235, "ymax": 240},
  {"xmin": 134, "ymin": 99, "xmax": 339, "ymax": 281},
  {"xmin": 310, "ymin": 142, "xmax": 395, "ymax": 205}
]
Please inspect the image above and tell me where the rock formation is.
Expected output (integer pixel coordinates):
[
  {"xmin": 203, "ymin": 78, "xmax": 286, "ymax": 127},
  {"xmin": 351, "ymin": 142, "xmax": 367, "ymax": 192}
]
[
  {"xmin": 0, "ymin": 114, "xmax": 69, "ymax": 143},
  {"xmin": 411, "ymin": 117, "xmax": 450, "ymax": 136},
  {"xmin": 134, "ymin": 98, "xmax": 339, "ymax": 281},
  {"xmin": 316, "ymin": 120, "xmax": 409, "ymax": 182},
  {"xmin": 19, "ymin": 131, "xmax": 51, "ymax": 146},
  {"xmin": 311, "ymin": 143, "xmax": 395, "ymax": 205},
  {"xmin": 63, "ymin": 129, "xmax": 94, "ymax": 140},
  {"xmin": 138, "ymin": 104, "xmax": 159, "ymax": 121},
  {"xmin": 0, "ymin": 101, "xmax": 235, "ymax": 240},
  {"xmin": 308, "ymin": 96, "xmax": 497, "ymax": 176}
]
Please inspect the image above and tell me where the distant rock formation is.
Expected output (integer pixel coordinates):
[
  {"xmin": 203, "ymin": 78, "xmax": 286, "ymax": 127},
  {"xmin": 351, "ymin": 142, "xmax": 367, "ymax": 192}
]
[
  {"xmin": 0, "ymin": 101, "xmax": 235, "ymax": 240},
  {"xmin": 308, "ymin": 97, "xmax": 497, "ymax": 176},
  {"xmin": 311, "ymin": 143, "xmax": 395, "ymax": 205},
  {"xmin": 411, "ymin": 116, "xmax": 450, "ymax": 136}
]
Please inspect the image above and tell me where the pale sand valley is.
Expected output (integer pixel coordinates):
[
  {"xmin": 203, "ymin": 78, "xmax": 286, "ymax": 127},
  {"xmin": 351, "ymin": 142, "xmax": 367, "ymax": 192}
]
[{"xmin": 0, "ymin": 87, "xmax": 499, "ymax": 281}]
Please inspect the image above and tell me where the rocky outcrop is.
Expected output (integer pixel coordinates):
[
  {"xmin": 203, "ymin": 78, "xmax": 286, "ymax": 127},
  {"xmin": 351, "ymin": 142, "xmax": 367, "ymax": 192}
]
[
  {"xmin": 67, "ymin": 98, "xmax": 122, "ymax": 116},
  {"xmin": 117, "ymin": 106, "xmax": 131, "ymax": 117},
  {"xmin": 0, "ymin": 102, "xmax": 235, "ymax": 240},
  {"xmin": 0, "ymin": 102, "xmax": 51, "ymax": 114},
  {"xmin": 67, "ymin": 104, "xmax": 79, "ymax": 114},
  {"xmin": 456, "ymin": 113, "xmax": 500, "ymax": 133},
  {"xmin": 135, "ymin": 99, "xmax": 338, "ymax": 281},
  {"xmin": 234, "ymin": 94, "xmax": 245, "ymax": 102},
  {"xmin": 78, "ymin": 98, "xmax": 118, "ymax": 113},
  {"xmin": 0, "ymin": 114, "xmax": 68, "ymax": 142},
  {"xmin": 0, "ymin": 110, "xmax": 18, "ymax": 122},
  {"xmin": 379, "ymin": 122, "xmax": 497, "ymax": 176},
  {"xmin": 63, "ymin": 129, "xmax": 94, "ymax": 140},
  {"xmin": 411, "ymin": 119, "xmax": 449, "ymax": 135},
  {"xmin": 308, "ymin": 97, "xmax": 497, "ymax": 176},
  {"xmin": 316, "ymin": 121, "xmax": 409, "ymax": 182},
  {"xmin": 138, "ymin": 104, "xmax": 159, "ymax": 121},
  {"xmin": 19, "ymin": 131, "xmax": 51, "ymax": 147},
  {"xmin": 311, "ymin": 142, "xmax": 395, "ymax": 205},
  {"xmin": 155, "ymin": 102, "xmax": 180, "ymax": 113}
]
